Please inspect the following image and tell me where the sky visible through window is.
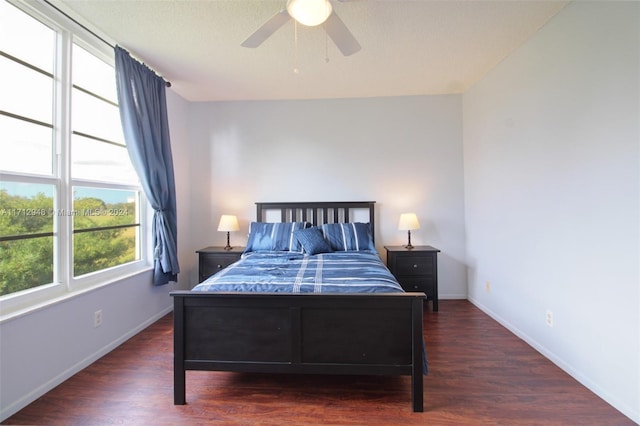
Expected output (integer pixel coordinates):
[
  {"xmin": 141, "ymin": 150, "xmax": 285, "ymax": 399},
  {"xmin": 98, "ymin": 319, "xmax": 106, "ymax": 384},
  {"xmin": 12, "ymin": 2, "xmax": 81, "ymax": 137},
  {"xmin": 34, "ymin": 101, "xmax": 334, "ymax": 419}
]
[{"xmin": 0, "ymin": 0, "xmax": 138, "ymax": 191}]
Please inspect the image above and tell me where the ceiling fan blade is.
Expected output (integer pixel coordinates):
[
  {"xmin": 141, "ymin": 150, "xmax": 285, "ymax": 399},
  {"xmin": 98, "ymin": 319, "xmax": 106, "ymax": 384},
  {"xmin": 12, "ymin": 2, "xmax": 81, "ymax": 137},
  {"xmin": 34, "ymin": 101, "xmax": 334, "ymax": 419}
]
[
  {"xmin": 241, "ymin": 9, "xmax": 291, "ymax": 48},
  {"xmin": 325, "ymin": 12, "xmax": 361, "ymax": 56}
]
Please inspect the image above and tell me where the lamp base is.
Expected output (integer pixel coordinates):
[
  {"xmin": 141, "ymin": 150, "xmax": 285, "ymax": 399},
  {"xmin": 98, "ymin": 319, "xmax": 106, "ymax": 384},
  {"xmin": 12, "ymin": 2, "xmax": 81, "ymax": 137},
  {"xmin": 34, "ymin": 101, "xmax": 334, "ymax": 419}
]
[
  {"xmin": 223, "ymin": 232, "xmax": 233, "ymax": 250},
  {"xmin": 404, "ymin": 230, "xmax": 414, "ymax": 250}
]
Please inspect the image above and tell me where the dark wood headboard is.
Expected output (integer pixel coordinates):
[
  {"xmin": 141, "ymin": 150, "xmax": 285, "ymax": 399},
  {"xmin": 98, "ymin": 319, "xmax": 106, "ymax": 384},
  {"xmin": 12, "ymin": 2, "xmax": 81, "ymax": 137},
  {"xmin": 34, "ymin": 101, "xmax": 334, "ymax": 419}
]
[{"xmin": 255, "ymin": 201, "xmax": 376, "ymax": 243}]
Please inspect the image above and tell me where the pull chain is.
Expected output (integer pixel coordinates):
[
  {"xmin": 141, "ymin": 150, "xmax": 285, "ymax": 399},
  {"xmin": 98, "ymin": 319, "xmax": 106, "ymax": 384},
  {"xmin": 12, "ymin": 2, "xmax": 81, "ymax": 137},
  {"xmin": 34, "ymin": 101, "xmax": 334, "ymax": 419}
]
[
  {"xmin": 293, "ymin": 20, "xmax": 299, "ymax": 74},
  {"xmin": 324, "ymin": 22, "xmax": 330, "ymax": 63}
]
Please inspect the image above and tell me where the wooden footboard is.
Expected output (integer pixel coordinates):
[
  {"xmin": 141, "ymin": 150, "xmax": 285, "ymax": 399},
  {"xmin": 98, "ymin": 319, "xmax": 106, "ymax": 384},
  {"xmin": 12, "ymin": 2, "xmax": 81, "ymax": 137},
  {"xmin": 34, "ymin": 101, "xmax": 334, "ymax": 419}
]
[{"xmin": 171, "ymin": 291, "xmax": 425, "ymax": 412}]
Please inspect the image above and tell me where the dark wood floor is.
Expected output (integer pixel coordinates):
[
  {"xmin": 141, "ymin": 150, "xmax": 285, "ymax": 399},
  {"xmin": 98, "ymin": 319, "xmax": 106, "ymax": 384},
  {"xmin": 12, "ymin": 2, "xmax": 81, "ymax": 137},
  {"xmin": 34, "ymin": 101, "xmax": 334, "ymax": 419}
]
[{"xmin": 4, "ymin": 300, "xmax": 634, "ymax": 425}]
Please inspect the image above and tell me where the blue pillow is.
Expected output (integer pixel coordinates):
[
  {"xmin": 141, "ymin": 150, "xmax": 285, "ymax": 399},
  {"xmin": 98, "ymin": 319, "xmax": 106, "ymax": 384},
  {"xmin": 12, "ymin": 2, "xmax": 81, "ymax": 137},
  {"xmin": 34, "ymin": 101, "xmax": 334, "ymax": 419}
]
[
  {"xmin": 244, "ymin": 222, "xmax": 310, "ymax": 253},
  {"xmin": 294, "ymin": 227, "xmax": 333, "ymax": 255},
  {"xmin": 320, "ymin": 223, "xmax": 376, "ymax": 252}
]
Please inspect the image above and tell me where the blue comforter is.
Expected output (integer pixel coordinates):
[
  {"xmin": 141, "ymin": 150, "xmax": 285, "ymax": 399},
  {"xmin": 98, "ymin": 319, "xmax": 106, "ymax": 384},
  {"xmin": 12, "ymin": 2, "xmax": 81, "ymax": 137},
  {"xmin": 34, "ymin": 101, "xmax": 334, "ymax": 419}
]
[{"xmin": 192, "ymin": 251, "xmax": 404, "ymax": 293}]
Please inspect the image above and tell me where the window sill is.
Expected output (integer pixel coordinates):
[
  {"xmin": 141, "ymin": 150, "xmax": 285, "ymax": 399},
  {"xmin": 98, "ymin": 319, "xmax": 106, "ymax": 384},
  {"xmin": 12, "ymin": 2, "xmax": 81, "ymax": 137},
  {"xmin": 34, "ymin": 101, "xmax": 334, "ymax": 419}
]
[{"xmin": 0, "ymin": 266, "xmax": 153, "ymax": 324}]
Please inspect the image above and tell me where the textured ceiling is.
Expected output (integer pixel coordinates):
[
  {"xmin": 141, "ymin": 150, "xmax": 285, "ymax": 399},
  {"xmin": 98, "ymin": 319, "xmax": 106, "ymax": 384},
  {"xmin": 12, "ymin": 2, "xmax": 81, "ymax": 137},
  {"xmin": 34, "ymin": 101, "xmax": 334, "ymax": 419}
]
[{"xmin": 55, "ymin": 0, "xmax": 568, "ymax": 102}]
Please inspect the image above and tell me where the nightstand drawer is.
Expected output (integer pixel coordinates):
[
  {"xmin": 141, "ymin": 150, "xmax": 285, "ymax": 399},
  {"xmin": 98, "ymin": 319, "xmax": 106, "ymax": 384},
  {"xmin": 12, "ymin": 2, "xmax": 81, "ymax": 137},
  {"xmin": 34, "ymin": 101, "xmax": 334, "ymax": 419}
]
[
  {"xmin": 400, "ymin": 277, "xmax": 435, "ymax": 294},
  {"xmin": 199, "ymin": 253, "xmax": 237, "ymax": 281},
  {"xmin": 395, "ymin": 255, "xmax": 434, "ymax": 276},
  {"xmin": 197, "ymin": 247, "xmax": 244, "ymax": 282}
]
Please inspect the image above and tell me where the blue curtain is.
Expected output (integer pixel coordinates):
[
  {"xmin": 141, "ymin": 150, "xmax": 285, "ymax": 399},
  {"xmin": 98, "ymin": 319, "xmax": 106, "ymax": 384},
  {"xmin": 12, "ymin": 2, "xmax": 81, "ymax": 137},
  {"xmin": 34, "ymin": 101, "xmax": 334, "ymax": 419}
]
[{"xmin": 114, "ymin": 46, "xmax": 179, "ymax": 285}]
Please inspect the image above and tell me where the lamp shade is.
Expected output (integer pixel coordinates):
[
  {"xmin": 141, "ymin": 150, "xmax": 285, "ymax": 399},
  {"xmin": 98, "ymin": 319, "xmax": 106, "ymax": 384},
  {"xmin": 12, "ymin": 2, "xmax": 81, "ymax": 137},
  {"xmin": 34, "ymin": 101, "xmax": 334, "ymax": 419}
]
[
  {"xmin": 217, "ymin": 215, "xmax": 239, "ymax": 232},
  {"xmin": 398, "ymin": 213, "xmax": 420, "ymax": 231},
  {"xmin": 287, "ymin": 0, "xmax": 333, "ymax": 27}
]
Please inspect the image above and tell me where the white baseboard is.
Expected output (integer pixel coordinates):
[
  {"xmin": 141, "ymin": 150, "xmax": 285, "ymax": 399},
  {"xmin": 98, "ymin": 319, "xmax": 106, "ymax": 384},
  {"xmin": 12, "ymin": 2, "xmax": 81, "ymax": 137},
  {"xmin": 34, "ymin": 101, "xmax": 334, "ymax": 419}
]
[
  {"xmin": 438, "ymin": 293, "xmax": 467, "ymax": 300},
  {"xmin": 0, "ymin": 305, "xmax": 173, "ymax": 422}
]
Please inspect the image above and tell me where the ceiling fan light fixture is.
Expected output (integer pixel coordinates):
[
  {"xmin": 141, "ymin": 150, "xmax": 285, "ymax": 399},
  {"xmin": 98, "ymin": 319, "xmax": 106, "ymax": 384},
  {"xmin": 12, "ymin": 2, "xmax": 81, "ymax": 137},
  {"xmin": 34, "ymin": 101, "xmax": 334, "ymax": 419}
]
[{"xmin": 286, "ymin": 0, "xmax": 333, "ymax": 27}]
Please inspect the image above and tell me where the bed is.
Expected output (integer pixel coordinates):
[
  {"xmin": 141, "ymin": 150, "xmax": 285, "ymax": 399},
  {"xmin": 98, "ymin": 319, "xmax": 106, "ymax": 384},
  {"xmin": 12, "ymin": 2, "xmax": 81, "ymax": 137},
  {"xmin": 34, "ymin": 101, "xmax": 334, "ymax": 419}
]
[{"xmin": 171, "ymin": 201, "xmax": 426, "ymax": 412}]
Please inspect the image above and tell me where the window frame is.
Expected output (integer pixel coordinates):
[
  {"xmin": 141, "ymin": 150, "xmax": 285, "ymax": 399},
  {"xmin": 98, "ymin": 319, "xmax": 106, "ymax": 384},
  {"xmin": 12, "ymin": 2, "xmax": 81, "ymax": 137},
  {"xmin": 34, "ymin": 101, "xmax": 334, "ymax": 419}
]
[{"xmin": 0, "ymin": 0, "xmax": 150, "ymax": 317}]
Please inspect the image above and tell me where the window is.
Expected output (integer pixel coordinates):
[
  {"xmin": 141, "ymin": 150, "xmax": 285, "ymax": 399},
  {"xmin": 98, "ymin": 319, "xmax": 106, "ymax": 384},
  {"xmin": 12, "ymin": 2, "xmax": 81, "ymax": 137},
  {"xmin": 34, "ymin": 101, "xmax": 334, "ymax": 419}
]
[{"xmin": 0, "ymin": 0, "xmax": 147, "ymax": 308}]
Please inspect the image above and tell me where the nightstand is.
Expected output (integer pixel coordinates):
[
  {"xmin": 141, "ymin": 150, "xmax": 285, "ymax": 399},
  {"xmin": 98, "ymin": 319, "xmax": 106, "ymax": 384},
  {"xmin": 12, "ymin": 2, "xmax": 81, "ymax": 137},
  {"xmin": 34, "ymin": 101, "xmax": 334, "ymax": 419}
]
[
  {"xmin": 384, "ymin": 245, "xmax": 440, "ymax": 311},
  {"xmin": 196, "ymin": 246, "xmax": 244, "ymax": 282}
]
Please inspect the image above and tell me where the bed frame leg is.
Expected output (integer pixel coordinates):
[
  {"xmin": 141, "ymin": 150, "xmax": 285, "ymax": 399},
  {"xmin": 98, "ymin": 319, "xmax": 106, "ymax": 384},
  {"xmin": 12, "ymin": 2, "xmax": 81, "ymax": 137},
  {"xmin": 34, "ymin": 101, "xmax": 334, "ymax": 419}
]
[
  {"xmin": 173, "ymin": 295, "xmax": 186, "ymax": 405},
  {"xmin": 174, "ymin": 365, "xmax": 186, "ymax": 405},
  {"xmin": 412, "ymin": 367, "xmax": 424, "ymax": 412},
  {"xmin": 412, "ymin": 297, "xmax": 424, "ymax": 412}
]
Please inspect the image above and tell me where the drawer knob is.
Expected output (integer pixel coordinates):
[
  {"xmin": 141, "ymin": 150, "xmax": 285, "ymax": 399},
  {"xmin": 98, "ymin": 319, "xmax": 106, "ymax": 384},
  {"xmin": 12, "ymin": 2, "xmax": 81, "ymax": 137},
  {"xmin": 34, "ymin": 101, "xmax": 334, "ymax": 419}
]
[
  {"xmin": 413, "ymin": 264, "xmax": 418, "ymax": 268},
  {"xmin": 217, "ymin": 264, "xmax": 222, "ymax": 269}
]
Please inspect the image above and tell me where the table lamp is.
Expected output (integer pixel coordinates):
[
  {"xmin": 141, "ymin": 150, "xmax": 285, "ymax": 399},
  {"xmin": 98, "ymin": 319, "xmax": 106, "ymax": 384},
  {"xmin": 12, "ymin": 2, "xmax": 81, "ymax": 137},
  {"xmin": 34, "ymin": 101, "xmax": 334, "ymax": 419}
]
[
  {"xmin": 217, "ymin": 215, "xmax": 239, "ymax": 250},
  {"xmin": 398, "ymin": 213, "xmax": 420, "ymax": 250}
]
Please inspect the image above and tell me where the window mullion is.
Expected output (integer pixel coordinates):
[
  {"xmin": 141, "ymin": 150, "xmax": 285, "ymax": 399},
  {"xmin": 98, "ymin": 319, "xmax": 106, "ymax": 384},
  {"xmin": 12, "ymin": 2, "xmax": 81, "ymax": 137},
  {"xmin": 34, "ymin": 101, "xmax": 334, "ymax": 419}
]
[{"xmin": 54, "ymin": 28, "xmax": 72, "ymax": 291}]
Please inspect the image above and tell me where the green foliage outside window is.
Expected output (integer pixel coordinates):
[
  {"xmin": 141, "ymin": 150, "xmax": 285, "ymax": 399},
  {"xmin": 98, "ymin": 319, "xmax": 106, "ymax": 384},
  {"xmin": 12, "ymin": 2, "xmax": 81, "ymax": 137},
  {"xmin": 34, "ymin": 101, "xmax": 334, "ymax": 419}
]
[
  {"xmin": 0, "ymin": 189, "xmax": 137, "ymax": 296},
  {"xmin": 0, "ymin": 189, "xmax": 53, "ymax": 295},
  {"xmin": 72, "ymin": 196, "xmax": 137, "ymax": 276},
  {"xmin": 0, "ymin": 237, "xmax": 54, "ymax": 297}
]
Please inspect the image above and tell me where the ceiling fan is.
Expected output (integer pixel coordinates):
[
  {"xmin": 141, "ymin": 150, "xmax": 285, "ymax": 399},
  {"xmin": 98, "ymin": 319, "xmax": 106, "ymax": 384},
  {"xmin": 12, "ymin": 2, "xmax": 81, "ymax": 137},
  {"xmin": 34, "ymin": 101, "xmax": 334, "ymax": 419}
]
[{"xmin": 241, "ymin": 0, "xmax": 361, "ymax": 56}]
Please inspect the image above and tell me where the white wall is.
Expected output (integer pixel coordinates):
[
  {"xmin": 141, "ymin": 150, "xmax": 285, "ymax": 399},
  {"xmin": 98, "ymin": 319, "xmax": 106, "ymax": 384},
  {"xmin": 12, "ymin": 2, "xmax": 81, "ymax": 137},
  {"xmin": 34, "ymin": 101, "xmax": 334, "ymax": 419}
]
[
  {"xmin": 167, "ymin": 90, "xmax": 195, "ymax": 290},
  {"xmin": 187, "ymin": 95, "xmax": 468, "ymax": 298},
  {"xmin": 463, "ymin": 1, "xmax": 639, "ymax": 422},
  {"xmin": 0, "ymin": 89, "xmax": 191, "ymax": 422}
]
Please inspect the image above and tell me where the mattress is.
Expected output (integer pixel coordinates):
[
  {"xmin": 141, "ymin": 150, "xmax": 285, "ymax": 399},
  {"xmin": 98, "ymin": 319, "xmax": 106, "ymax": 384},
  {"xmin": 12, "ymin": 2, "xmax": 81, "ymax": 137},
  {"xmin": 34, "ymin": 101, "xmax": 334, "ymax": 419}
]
[{"xmin": 192, "ymin": 251, "xmax": 404, "ymax": 294}]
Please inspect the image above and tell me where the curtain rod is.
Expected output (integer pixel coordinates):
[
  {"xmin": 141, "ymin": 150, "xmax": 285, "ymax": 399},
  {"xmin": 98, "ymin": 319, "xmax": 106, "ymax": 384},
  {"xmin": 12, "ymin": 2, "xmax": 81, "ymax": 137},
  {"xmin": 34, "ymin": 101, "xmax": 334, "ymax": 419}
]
[{"xmin": 43, "ymin": 0, "xmax": 171, "ymax": 88}]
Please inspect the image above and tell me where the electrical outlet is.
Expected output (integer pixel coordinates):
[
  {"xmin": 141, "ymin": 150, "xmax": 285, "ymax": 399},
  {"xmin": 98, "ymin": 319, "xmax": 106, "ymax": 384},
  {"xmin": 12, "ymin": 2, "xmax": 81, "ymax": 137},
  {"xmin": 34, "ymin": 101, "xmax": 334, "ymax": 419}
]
[
  {"xmin": 94, "ymin": 310, "xmax": 102, "ymax": 328},
  {"xmin": 545, "ymin": 309, "xmax": 553, "ymax": 327},
  {"xmin": 485, "ymin": 281, "xmax": 491, "ymax": 293}
]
